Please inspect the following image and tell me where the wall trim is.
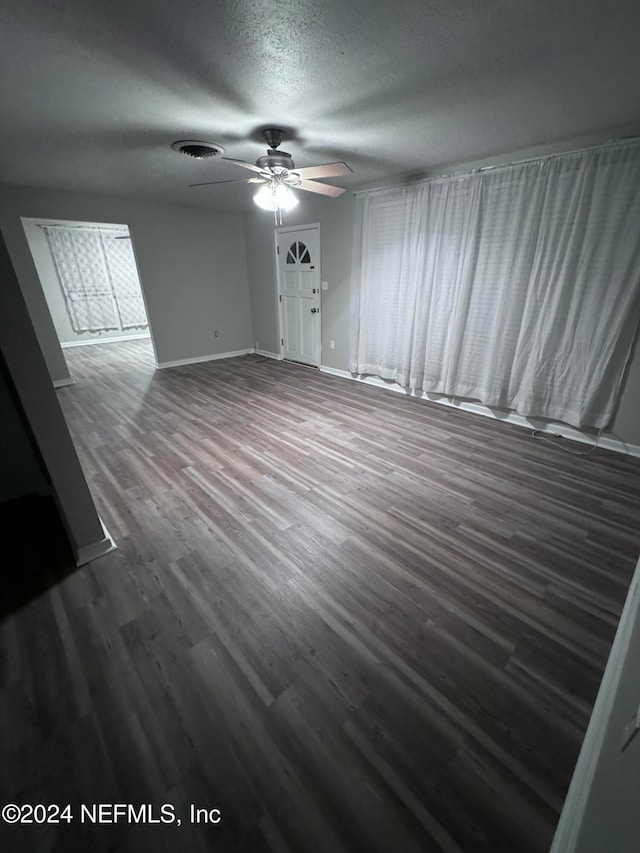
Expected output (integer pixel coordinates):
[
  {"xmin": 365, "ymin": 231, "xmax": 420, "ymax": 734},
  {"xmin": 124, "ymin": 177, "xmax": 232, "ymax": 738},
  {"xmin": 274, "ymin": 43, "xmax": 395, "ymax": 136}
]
[
  {"xmin": 52, "ymin": 377, "xmax": 75, "ymax": 388},
  {"xmin": 60, "ymin": 332, "xmax": 150, "ymax": 348},
  {"xmin": 74, "ymin": 517, "xmax": 117, "ymax": 567},
  {"xmin": 318, "ymin": 366, "xmax": 639, "ymax": 457},
  {"xmin": 156, "ymin": 349, "xmax": 254, "ymax": 369},
  {"xmin": 255, "ymin": 349, "xmax": 283, "ymax": 360},
  {"xmin": 550, "ymin": 555, "xmax": 640, "ymax": 852},
  {"xmin": 319, "ymin": 365, "xmax": 352, "ymax": 379}
]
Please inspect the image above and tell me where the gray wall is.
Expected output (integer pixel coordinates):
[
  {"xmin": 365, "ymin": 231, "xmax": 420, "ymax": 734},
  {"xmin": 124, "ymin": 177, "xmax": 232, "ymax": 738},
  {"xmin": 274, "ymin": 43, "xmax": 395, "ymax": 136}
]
[
  {"xmin": 244, "ymin": 191, "xmax": 640, "ymax": 446},
  {"xmin": 551, "ymin": 557, "xmax": 640, "ymax": 853},
  {"xmin": 0, "ymin": 184, "xmax": 254, "ymax": 373},
  {"xmin": 0, "ymin": 362, "xmax": 48, "ymax": 504},
  {"xmin": 244, "ymin": 192, "xmax": 355, "ymax": 371},
  {"xmin": 574, "ymin": 568, "xmax": 640, "ymax": 853},
  {"xmin": 0, "ymin": 228, "xmax": 105, "ymax": 554}
]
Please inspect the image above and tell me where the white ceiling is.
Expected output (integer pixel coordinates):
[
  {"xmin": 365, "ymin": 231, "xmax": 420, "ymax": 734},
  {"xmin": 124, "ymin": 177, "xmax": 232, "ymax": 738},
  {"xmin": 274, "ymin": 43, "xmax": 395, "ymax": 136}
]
[{"xmin": 1, "ymin": 0, "xmax": 639, "ymax": 211}]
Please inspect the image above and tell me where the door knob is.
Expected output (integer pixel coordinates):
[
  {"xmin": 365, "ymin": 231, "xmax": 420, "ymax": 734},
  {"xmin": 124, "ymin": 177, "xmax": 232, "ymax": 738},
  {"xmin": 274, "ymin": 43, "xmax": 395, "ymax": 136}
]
[{"xmin": 311, "ymin": 307, "xmax": 318, "ymax": 313}]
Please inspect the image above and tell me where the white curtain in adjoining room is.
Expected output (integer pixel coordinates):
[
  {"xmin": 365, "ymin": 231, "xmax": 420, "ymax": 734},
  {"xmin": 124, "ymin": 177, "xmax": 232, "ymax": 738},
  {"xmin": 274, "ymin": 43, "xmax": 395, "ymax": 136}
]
[
  {"xmin": 350, "ymin": 141, "xmax": 640, "ymax": 429},
  {"xmin": 100, "ymin": 233, "xmax": 148, "ymax": 329},
  {"xmin": 43, "ymin": 226, "xmax": 148, "ymax": 335},
  {"xmin": 44, "ymin": 227, "xmax": 118, "ymax": 334}
]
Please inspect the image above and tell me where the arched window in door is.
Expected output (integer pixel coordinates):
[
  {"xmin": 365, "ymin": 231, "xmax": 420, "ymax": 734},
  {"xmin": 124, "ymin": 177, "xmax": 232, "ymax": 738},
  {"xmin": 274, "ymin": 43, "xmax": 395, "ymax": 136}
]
[{"xmin": 286, "ymin": 241, "xmax": 311, "ymax": 264}]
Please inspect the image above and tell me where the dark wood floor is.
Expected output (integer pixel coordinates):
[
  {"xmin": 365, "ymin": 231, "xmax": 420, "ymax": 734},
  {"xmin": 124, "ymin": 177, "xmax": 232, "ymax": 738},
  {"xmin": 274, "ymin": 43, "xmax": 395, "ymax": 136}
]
[{"xmin": 2, "ymin": 340, "xmax": 640, "ymax": 853}]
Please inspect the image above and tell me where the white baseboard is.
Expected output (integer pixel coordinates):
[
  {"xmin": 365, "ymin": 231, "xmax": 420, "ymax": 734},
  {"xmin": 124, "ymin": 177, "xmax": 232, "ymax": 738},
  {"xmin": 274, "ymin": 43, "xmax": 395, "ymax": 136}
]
[
  {"xmin": 156, "ymin": 349, "xmax": 254, "ymax": 369},
  {"xmin": 551, "ymin": 554, "xmax": 640, "ymax": 852},
  {"xmin": 255, "ymin": 349, "xmax": 283, "ymax": 360},
  {"xmin": 61, "ymin": 333, "xmax": 150, "ymax": 348},
  {"xmin": 320, "ymin": 365, "xmax": 351, "ymax": 379},
  {"xmin": 74, "ymin": 517, "xmax": 117, "ymax": 567},
  {"xmin": 319, "ymin": 366, "xmax": 640, "ymax": 458},
  {"xmin": 53, "ymin": 377, "xmax": 75, "ymax": 388}
]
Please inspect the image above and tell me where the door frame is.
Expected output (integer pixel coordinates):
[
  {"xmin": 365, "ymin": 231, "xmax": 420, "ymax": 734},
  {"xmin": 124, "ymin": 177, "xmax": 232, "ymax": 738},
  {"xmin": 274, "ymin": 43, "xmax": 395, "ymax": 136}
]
[
  {"xmin": 274, "ymin": 222, "xmax": 321, "ymax": 367},
  {"xmin": 21, "ymin": 216, "xmax": 158, "ymax": 366}
]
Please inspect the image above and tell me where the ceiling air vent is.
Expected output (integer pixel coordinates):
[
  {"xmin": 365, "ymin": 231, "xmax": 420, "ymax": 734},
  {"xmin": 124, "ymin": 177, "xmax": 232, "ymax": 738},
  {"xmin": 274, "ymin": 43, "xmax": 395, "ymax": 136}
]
[{"xmin": 171, "ymin": 140, "xmax": 225, "ymax": 159}]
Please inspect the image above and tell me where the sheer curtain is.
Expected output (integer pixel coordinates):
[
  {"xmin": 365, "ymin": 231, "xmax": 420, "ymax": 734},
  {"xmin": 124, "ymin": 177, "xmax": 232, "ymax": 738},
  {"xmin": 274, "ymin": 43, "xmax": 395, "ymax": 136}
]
[
  {"xmin": 43, "ymin": 226, "xmax": 148, "ymax": 334},
  {"xmin": 100, "ymin": 233, "xmax": 148, "ymax": 329},
  {"xmin": 350, "ymin": 141, "xmax": 640, "ymax": 429}
]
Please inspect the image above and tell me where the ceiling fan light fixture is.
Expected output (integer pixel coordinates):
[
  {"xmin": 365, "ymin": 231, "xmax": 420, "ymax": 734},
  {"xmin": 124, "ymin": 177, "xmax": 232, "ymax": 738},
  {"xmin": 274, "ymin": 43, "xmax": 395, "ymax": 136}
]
[
  {"xmin": 253, "ymin": 183, "xmax": 299, "ymax": 212},
  {"xmin": 274, "ymin": 184, "xmax": 299, "ymax": 210},
  {"xmin": 253, "ymin": 185, "xmax": 277, "ymax": 211}
]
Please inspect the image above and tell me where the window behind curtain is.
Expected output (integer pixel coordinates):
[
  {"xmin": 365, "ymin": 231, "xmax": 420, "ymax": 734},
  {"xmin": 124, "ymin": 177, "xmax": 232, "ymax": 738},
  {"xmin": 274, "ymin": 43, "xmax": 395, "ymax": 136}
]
[
  {"xmin": 350, "ymin": 141, "xmax": 640, "ymax": 429},
  {"xmin": 43, "ymin": 226, "xmax": 148, "ymax": 335}
]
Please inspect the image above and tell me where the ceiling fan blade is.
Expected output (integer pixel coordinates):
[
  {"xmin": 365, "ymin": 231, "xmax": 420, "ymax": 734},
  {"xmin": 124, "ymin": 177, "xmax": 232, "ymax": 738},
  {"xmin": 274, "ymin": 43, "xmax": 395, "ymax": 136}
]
[
  {"xmin": 221, "ymin": 157, "xmax": 266, "ymax": 174},
  {"xmin": 189, "ymin": 177, "xmax": 265, "ymax": 188},
  {"xmin": 293, "ymin": 162, "xmax": 352, "ymax": 180},
  {"xmin": 297, "ymin": 180, "xmax": 346, "ymax": 197}
]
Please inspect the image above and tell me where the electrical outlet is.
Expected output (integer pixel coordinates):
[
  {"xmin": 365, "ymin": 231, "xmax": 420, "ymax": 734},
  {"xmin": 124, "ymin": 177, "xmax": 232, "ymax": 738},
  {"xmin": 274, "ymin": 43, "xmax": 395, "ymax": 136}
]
[
  {"xmin": 330, "ymin": 340, "xmax": 335, "ymax": 349},
  {"xmin": 214, "ymin": 330, "xmax": 219, "ymax": 337},
  {"xmin": 322, "ymin": 280, "xmax": 328, "ymax": 290}
]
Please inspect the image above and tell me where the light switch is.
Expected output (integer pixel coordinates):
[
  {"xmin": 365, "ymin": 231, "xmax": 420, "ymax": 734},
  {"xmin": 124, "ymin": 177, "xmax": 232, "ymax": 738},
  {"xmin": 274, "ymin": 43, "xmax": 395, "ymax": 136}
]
[{"xmin": 321, "ymin": 280, "xmax": 328, "ymax": 290}]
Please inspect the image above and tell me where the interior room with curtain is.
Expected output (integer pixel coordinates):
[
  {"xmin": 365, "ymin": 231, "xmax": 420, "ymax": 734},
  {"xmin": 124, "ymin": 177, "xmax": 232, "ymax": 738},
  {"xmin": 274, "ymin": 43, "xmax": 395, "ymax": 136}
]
[
  {"xmin": 350, "ymin": 139, "xmax": 640, "ymax": 433},
  {"xmin": 22, "ymin": 219, "xmax": 150, "ymax": 347}
]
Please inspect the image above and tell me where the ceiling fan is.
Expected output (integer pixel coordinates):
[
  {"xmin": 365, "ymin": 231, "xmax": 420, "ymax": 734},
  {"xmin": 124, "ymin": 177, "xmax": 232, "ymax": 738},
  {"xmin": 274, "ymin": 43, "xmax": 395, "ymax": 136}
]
[{"xmin": 173, "ymin": 129, "xmax": 352, "ymax": 220}]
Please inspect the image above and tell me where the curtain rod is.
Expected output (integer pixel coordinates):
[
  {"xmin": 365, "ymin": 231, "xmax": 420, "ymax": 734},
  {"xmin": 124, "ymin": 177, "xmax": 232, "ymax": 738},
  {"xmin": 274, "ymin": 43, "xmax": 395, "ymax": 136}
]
[
  {"xmin": 353, "ymin": 136, "xmax": 640, "ymax": 197},
  {"xmin": 36, "ymin": 222, "xmax": 128, "ymax": 233}
]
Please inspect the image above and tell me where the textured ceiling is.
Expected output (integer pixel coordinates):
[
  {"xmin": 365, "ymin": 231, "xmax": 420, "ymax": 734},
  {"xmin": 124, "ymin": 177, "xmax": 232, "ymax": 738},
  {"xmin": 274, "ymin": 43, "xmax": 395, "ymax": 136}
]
[{"xmin": 1, "ymin": 0, "xmax": 639, "ymax": 211}]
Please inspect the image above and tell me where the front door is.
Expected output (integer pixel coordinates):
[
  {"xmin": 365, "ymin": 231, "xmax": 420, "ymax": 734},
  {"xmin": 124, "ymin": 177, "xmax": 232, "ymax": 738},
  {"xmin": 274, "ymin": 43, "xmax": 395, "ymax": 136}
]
[{"xmin": 276, "ymin": 226, "xmax": 320, "ymax": 366}]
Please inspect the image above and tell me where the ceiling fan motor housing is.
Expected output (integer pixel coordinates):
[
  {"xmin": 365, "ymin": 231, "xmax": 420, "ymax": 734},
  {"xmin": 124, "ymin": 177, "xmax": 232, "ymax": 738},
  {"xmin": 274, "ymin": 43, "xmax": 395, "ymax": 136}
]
[{"xmin": 257, "ymin": 151, "xmax": 295, "ymax": 173}]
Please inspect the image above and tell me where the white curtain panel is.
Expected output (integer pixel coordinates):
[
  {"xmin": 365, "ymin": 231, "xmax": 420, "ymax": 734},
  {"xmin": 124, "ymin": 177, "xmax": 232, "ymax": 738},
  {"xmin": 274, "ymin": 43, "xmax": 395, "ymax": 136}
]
[
  {"xmin": 101, "ymin": 234, "xmax": 148, "ymax": 330},
  {"xmin": 44, "ymin": 227, "xmax": 148, "ymax": 334},
  {"xmin": 350, "ymin": 141, "xmax": 640, "ymax": 429},
  {"xmin": 44, "ymin": 228, "xmax": 119, "ymax": 334}
]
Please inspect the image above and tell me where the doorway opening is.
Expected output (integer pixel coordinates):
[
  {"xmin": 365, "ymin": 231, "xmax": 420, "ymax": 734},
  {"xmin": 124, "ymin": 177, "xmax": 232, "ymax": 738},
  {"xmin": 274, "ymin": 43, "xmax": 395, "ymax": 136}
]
[{"xmin": 22, "ymin": 218, "xmax": 152, "ymax": 352}]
